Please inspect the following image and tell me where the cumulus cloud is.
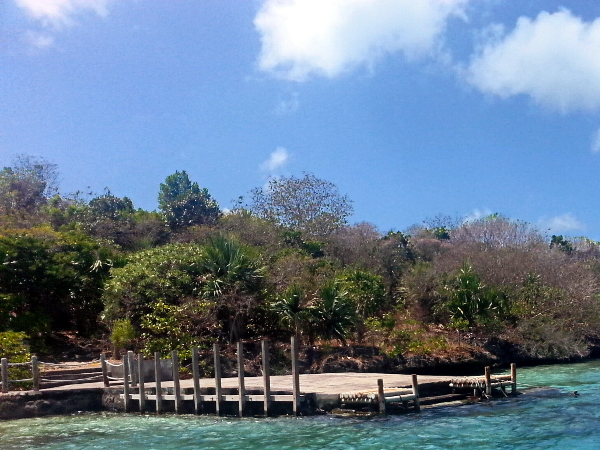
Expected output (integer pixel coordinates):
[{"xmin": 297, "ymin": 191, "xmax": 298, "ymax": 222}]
[
  {"xmin": 538, "ymin": 213, "xmax": 585, "ymax": 234},
  {"xmin": 254, "ymin": 0, "xmax": 469, "ymax": 81},
  {"xmin": 463, "ymin": 208, "xmax": 493, "ymax": 223},
  {"xmin": 260, "ymin": 147, "xmax": 290, "ymax": 172},
  {"xmin": 15, "ymin": 0, "xmax": 110, "ymax": 27},
  {"xmin": 467, "ymin": 10, "xmax": 600, "ymax": 113},
  {"xmin": 25, "ymin": 30, "xmax": 54, "ymax": 48},
  {"xmin": 592, "ymin": 128, "xmax": 600, "ymax": 153}
]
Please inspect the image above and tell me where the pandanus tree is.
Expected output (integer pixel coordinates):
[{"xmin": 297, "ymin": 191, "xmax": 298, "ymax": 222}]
[
  {"xmin": 443, "ymin": 263, "xmax": 509, "ymax": 327},
  {"xmin": 272, "ymin": 285, "xmax": 308, "ymax": 340},
  {"xmin": 199, "ymin": 235, "xmax": 264, "ymax": 343},
  {"xmin": 310, "ymin": 281, "xmax": 356, "ymax": 345},
  {"xmin": 336, "ymin": 269, "xmax": 386, "ymax": 343}
]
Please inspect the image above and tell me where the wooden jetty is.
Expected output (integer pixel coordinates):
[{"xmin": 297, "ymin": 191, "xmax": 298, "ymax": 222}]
[
  {"xmin": 449, "ymin": 364, "xmax": 517, "ymax": 398},
  {"xmin": 110, "ymin": 337, "xmax": 305, "ymax": 417},
  {"xmin": 339, "ymin": 374, "xmax": 421, "ymax": 413},
  {"xmin": 2, "ymin": 339, "xmax": 520, "ymax": 419}
]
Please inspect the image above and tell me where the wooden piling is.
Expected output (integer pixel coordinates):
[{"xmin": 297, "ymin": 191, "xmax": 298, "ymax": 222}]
[
  {"xmin": 31, "ymin": 356, "xmax": 39, "ymax": 392},
  {"xmin": 261, "ymin": 339, "xmax": 271, "ymax": 417},
  {"xmin": 511, "ymin": 363, "xmax": 517, "ymax": 394},
  {"xmin": 138, "ymin": 354, "xmax": 145, "ymax": 413},
  {"xmin": 172, "ymin": 350, "xmax": 182, "ymax": 414},
  {"xmin": 411, "ymin": 374, "xmax": 420, "ymax": 411},
  {"xmin": 128, "ymin": 351, "xmax": 136, "ymax": 387},
  {"xmin": 377, "ymin": 379, "xmax": 386, "ymax": 415},
  {"xmin": 100, "ymin": 353, "xmax": 109, "ymax": 387},
  {"xmin": 192, "ymin": 347, "xmax": 201, "ymax": 415},
  {"xmin": 213, "ymin": 343, "xmax": 222, "ymax": 416},
  {"xmin": 1, "ymin": 358, "xmax": 7, "ymax": 393},
  {"xmin": 291, "ymin": 336, "xmax": 300, "ymax": 416},
  {"xmin": 154, "ymin": 352, "xmax": 162, "ymax": 414},
  {"xmin": 237, "ymin": 341, "xmax": 246, "ymax": 417},
  {"xmin": 123, "ymin": 354, "xmax": 131, "ymax": 413},
  {"xmin": 485, "ymin": 366, "xmax": 491, "ymax": 396}
]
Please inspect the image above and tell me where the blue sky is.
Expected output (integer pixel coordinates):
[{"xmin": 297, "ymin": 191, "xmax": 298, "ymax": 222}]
[{"xmin": 2, "ymin": 0, "xmax": 600, "ymax": 239}]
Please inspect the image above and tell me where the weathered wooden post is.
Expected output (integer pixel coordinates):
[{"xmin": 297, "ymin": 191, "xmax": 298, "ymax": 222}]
[
  {"xmin": 100, "ymin": 353, "xmax": 110, "ymax": 387},
  {"xmin": 123, "ymin": 354, "xmax": 131, "ymax": 413},
  {"xmin": 154, "ymin": 352, "xmax": 163, "ymax": 414},
  {"xmin": 213, "ymin": 343, "xmax": 222, "ymax": 416},
  {"xmin": 411, "ymin": 374, "xmax": 420, "ymax": 411},
  {"xmin": 1, "ymin": 358, "xmax": 8, "ymax": 393},
  {"xmin": 485, "ymin": 366, "xmax": 492, "ymax": 396},
  {"xmin": 261, "ymin": 339, "xmax": 271, "ymax": 417},
  {"xmin": 192, "ymin": 347, "xmax": 201, "ymax": 415},
  {"xmin": 172, "ymin": 350, "xmax": 182, "ymax": 414},
  {"xmin": 128, "ymin": 351, "xmax": 136, "ymax": 387},
  {"xmin": 291, "ymin": 336, "xmax": 300, "ymax": 416},
  {"xmin": 511, "ymin": 363, "xmax": 517, "ymax": 394},
  {"xmin": 138, "ymin": 354, "xmax": 145, "ymax": 413},
  {"xmin": 31, "ymin": 356, "xmax": 39, "ymax": 392},
  {"xmin": 377, "ymin": 379, "xmax": 386, "ymax": 415},
  {"xmin": 237, "ymin": 341, "xmax": 246, "ymax": 417}
]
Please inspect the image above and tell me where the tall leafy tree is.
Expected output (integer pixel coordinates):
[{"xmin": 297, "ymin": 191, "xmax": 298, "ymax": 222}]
[
  {"xmin": 158, "ymin": 171, "xmax": 220, "ymax": 230},
  {"xmin": 0, "ymin": 227, "xmax": 114, "ymax": 339},
  {"xmin": 249, "ymin": 173, "xmax": 353, "ymax": 237},
  {"xmin": 0, "ymin": 155, "xmax": 59, "ymax": 217},
  {"xmin": 102, "ymin": 243, "xmax": 205, "ymax": 323}
]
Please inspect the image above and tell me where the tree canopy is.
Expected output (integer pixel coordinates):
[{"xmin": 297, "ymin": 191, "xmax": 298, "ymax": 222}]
[
  {"xmin": 158, "ymin": 171, "xmax": 220, "ymax": 230},
  {"xmin": 2, "ymin": 155, "xmax": 600, "ymax": 365},
  {"xmin": 0, "ymin": 155, "xmax": 59, "ymax": 218},
  {"xmin": 249, "ymin": 173, "xmax": 353, "ymax": 237}
]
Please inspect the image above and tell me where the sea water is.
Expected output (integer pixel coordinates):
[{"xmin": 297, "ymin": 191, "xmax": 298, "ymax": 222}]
[{"xmin": 1, "ymin": 360, "xmax": 599, "ymax": 450}]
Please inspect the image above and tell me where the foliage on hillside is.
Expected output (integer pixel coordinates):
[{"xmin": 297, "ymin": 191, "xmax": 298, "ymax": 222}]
[{"xmin": 1, "ymin": 156, "xmax": 600, "ymax": 364}]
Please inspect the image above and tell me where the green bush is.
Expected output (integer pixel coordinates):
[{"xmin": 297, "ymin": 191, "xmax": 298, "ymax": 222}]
[
  {"xmin": 110, "ymin": 318, "xmax": 135, "ymax": 358},
  {"xmin": 140, "ymin": 300, "xmax": 214, "ymax": 360},
  {"xmin": 0, "ymin": 331, "xmax": 32, "ymax": 389}
]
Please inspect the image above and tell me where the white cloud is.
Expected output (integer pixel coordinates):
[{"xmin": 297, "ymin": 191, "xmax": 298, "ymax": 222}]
[
  {"xmin": 592, "ymin": 128, "xmax": 600, "ymax": 153},
  {"xmin": 467, "ymin": 10, "xmax": 600, "ymax": 113},
  {"xmin": 25, "ymin": 30, "xmax": 54, "ymax": 48},
  {"xmin": 260, "ymin": 147, "xmax": 290, "ymax": 172},
  {"xmin": 15, "ymin": 0, "xmax": 110, "ymax": 27},
  {"xmin": 538, "ymin": 213, "xmax": 585, "ymax": 234},
  {"xmin": 463, "ymin": 208, "xmax": 493, "ymax": 223},
  {"xmin": 254, "ymin": 0, "xmax": 469, "ymax": 81}
]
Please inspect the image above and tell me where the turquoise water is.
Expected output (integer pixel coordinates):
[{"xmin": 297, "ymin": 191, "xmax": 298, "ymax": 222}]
[{"xmin": 2, "ymin": 360, "xmax": 599, "ymax": 449}]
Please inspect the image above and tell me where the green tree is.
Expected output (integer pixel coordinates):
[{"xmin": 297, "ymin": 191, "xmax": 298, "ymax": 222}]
[
  {"xmin": 89, "ymin": 189, "xmax": 135, "ymax": 219},
  {"xmin": 102, "ymin": 243, "xmax": 205, "ymax": 324},
  {"xmin": 199, "ymin": 236, "xmax": 264, "ymax": 343},
  {"xmin": 0, "ymin": 226, "xmax": 114, "ymax": 340},
  {"xmin": 110, "ymin": 318, "xmax": 136, "ymax": 359},
  {"xmin": 249, "ymin": 173, "xmax": 353, "ymax": 237},
  {"xmin": 158, "ymin": 171, "xmax": 220, "ymax": 230},
  {"xmin": 0, "ymin": 155, "xmax": 58, "ymax": 218},
  {"xmin": 271, "ymin": 284, "xmax": 308, "ymax": 340},
  {"xmin": 337, "ymin": 269, "xmax": 386, "ymax": 319},
  {"xmin": 310, "ymin": 281, "xmax": 356, "ymax": 345},
  {"xmin": 441, "ymin": 264, "xmax": 509, "ymax": 327},
  {"xmin": 550, "ymin": 235, "xmax": 573, "ymax": 254}
]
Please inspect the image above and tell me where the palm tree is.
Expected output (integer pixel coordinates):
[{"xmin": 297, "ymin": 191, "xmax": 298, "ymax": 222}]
[
  {"xmin": 199, "ymin": 235, "xmax": 263, "ymax": 343},
  {"xmin": 272, "ymin": 285, "xmax": 307, "ymax": 340},
  {"xmin": 310, "ymin": 281, "xmax": 356, "ymax": 345}
]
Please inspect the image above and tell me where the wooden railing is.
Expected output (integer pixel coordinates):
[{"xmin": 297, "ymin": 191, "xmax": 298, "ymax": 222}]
[{"xmin": 114, "ymin": 337, "xmax": 302, "ymax": 417}]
